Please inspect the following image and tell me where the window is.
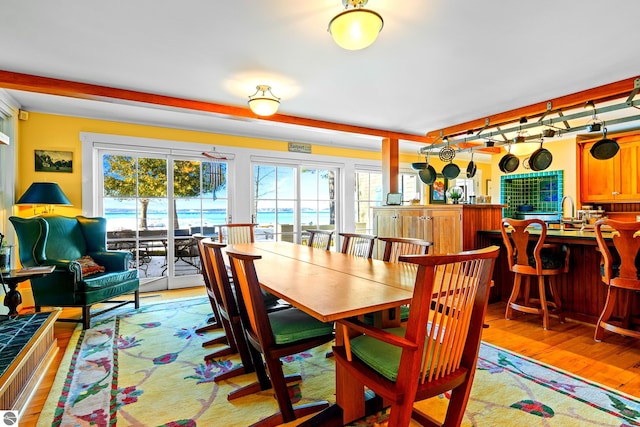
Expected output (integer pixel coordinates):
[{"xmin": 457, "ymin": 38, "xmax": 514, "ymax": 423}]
[
  {"xmin": 355, "ymin": 171, "xmax": 382, "ymax": 234},
  {"xmin": 253, "ymin": 163, "xmax": 338, "ymax": 246}
]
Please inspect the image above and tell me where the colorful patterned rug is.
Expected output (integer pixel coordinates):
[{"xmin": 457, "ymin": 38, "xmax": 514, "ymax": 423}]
[{"xmin": 37, "ymin": 297, "xmax": 640, "ymax": 426}]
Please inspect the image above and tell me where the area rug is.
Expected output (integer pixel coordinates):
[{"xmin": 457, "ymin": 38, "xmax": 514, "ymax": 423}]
[{"xmin": 37, "ymin": 297, "xmax": 640, "ymax": 427}]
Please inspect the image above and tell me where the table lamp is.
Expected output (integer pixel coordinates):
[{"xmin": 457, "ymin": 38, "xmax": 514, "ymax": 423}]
[{"xmin": 16, "ymin": 182, "xmax": 72, "ymax": 215}]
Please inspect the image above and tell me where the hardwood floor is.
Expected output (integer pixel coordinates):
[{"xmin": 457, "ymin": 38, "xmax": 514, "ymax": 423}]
[{"xmin": 18, "ymin": 288, "xmax": 640, "ymax": 426}]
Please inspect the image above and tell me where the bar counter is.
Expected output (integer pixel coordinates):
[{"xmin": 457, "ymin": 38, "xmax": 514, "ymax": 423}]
[{"xmin": 479, "ymin": 227, "xmax": 616, "ymax": 325}]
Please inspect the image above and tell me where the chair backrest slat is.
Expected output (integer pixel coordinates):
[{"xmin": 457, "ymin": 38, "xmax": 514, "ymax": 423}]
[
  {"xmin": 378, "ymin": 237, "xmax": 432, "ymax": 263},
  {"xmin": 307, "ymin": 229, "xmax": 334, "ymax": 251},
  {"xmin": 339, "ymin": 232, "xmax": 376, "ymax": 259},
  {"xmin": 218, "ymin": 223, "xmax": 256, "ymax": 244}
]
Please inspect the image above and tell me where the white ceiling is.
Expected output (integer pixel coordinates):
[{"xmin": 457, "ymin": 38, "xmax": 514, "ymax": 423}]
[{"xmin": 1, "ymin": 0, "xmax": 640, "ymax": 156}]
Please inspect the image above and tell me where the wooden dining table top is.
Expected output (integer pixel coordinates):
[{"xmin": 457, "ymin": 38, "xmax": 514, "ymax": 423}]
[{"xmin": 227, "ymin": 241, "xmax": 416, "ymax": 323}]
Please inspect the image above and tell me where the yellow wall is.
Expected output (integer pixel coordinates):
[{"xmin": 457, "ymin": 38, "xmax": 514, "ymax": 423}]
[{"xmin": 17, "ymin": 112, "xmax": 403, "ymax": 215}]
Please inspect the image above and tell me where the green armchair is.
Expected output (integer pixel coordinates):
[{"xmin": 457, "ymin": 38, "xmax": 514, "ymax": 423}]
[{"xmin": 9, "ymin": 214, "xmax": 139, "ymax": 329}]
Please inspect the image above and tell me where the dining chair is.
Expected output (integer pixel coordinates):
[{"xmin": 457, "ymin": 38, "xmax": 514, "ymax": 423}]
[
  {"xmin": 500, "ymin": 218, "xmax": 569, "ymax": 330},
  {"xmin": 195, "ymin": 237, "xmax": 222, "ymax": 335},
  {"xmin": 332, "ymin": 245, "xmax": 500, "ymax": 426},
  {"xmin": 339, "ymin": 232, "xmax": 377, "ymax": 258},
  {"xmin": 197, "ymin": 239, "xmax": 256, "ymax": 387},
  {"xmin": 217, "ymin": 223, "xmax": 256, "ymax": 244},
  {"xmin": 226, "ymin": 248, "xmax": 335, "ymax": 427},
  {"xmin": 378, "ymin": 236, "xmax": 433, "ymax": 262},
  {"xmin": 594, "ymin": 219, "xmax": 640, "ymax": 341},
  {"xmin": 306, "ymin": 229, "xmax": 334, "ymax": 251},
  {"xmin": 377, "ymin": 237, "xmax": 433, "ymax": 323}
]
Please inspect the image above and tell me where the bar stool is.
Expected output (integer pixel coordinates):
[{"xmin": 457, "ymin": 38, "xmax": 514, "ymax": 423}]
[
  {"xmin": 500, "ymin": 218, "xmax": 570, "ymax": 330},
  {"xmin": 594, "ymin": 219, "xmax": 640, "ymax": 341}
]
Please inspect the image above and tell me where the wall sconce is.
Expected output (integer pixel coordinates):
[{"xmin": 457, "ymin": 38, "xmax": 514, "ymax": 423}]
[
  {"xmin": 16, "ymin": 182, "xmax": 72, "ymax": 215},
  {"xmin": 248, "ymin": 85, "xmax": 281, "ymax": 116},
  {"xmin": 328, "ymin": 0, "xmax": 384, "ymax": 50}
]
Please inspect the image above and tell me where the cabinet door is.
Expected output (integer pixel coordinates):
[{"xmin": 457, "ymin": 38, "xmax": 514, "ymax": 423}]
[
  {"xmin": 613, "ymin": 136, "xmax": 640, "ymax": 200},
  {"xmin": 373, "ymin": 208, "xmax": 399, "ymax": 238},
  {"xmin": 581, "ymin": 136, "xmax": 640, "ymax": 202},
  {"xmin": 427, "ymin": 209, "xmax": 462, "ymax": 254},
  {"xmin": 372, "ymin": 208, "xmax": 399, "ymax": 258},
  {"xmin": 581, "ymin": 140, "xmax": 617, "ymax": 202},
  {"xmin": 397, "ymin": 209, "xmax": 429, "ymax": 240}
]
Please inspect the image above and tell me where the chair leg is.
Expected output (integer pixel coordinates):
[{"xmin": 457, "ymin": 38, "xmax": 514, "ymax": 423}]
[
  {"xmin": 134, "ymin": 290, "xmax": 140, "ymax": 309},
  {"xmin": 595, "ymin": 287, "xmax": 618, "ymax": 341},
  {"xmin": 548, "ymin": 275, "xmax": 565, "ymax": 323},
  {"xmin": 82, "ymin": 305, "xmax": 91, "ymax": 330},
  {"xmin": 538, "ymin": 275, "xmax": 550, "ymax": 330},
  {"xmin": 506, "ymin": 274, "xmax": 522, "ymax": 320}
]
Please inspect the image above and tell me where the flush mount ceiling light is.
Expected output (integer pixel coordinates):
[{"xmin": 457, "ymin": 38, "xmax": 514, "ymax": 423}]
[
  {"xmin": 248, "ymin": 85, "xmax": 280, "ymax": 116},
  {"xmin": 328, "ymin": 0, "xmax": 384, "ymax": 51}
]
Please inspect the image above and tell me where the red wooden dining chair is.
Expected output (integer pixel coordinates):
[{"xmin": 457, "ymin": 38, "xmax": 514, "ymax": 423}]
[
  {"xmin": 194, "ymin": 238, "xmax": 222, "ymax": 335},
  {"xmin": 377, "ymin": 237, "xmax": 433, "ymax": 323},
  {"xmin": 226, "ymin": 248, "xmax": 335, "ymax": 427},
  {"xmin": 339, "ymin": 232, "xmax": 377, "ymax": 258},
  {"xmin": 197, "ymin": 239, "xmax": 256, "ymax": 388},
  {"xmin": 332, "ymin": 246, "xmax": 500, "ymax": 426}
]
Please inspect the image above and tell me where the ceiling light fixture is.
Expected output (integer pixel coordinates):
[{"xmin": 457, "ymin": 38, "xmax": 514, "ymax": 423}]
[
  {"xmin": 328, "ymin": 0, "xmax": 384, "ymax": 51},
  {"xmin": 248, "ymin": 85, "xmax": 280, "ymax": 116}
]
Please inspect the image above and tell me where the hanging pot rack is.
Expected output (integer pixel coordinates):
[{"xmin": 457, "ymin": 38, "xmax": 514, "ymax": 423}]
[{"xmin": 421, "ymin": 98, "xmax": 640, "ymax": 155}]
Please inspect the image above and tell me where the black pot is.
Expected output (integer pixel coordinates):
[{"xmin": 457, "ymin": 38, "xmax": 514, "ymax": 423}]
[
  {"xmin": 442, "ymin": 162, "xmax": 460, "ymax": 180},
  {"xmin": 529, "ymin": 141, "xmax": 552, "ymax": 171},
  {"xmin": 590, "ymin": 128, "xmax": 619, "ymax": 160}
]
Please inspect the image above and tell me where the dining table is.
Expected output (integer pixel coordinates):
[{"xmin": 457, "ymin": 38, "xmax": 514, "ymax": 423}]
[{"xmin": 226, "ymin": 241, "xmax": 419, "ymax": 424}]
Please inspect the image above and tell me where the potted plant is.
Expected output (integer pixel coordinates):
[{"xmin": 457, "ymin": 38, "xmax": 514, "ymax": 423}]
[{"xmin": 446, "ymin": 186, "xmax": 463, "ymax": 204}]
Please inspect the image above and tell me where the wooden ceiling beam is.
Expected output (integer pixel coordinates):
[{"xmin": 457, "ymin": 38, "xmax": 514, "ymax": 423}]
[
  {"xmin": 425, "ymin": 75, "xmax": 640, "ymax": 140},
  {"xmin": 0, "ymin": 70, "xmax": 431, "ymax": 144}
]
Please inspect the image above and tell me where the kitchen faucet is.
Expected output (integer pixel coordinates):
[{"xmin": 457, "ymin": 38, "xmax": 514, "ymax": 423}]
[{"xmin": 561, "ymin": 195, "xmax": 575, "ymax": 220}]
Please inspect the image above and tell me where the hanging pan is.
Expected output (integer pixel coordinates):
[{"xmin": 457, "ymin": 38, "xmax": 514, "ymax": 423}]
[
  {"xmin": 499, "ymin": 144, "xmax": 519, "ymax": 173},
  {"xmin": 590, "ymin": 127, "xmax": 619, "ymax": 160},
  {"xmin": 529, "ymin": 139, "xmax": 553, "ymax": 171},
  {"xmin": 418, "ymin": 151, "xmax": 437, "ymax": 185},
  {"xmin": 466, "ymin": 150, "xmax": 477, "ymax": 178},
  {"xmin": 442, "ymin": 160, "xmax": 460, "ymax": 180}
]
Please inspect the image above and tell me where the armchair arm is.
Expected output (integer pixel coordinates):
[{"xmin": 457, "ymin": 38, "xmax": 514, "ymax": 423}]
[
  {"xmin": 337, "ymin": 316, "xmax": 418, "ymax": 362},
  {"xmin": 90, "ymin": 251, "xmax": 132, "ymax": 271},
  {"xmin": 38, "ymin": 259, "xmax": 83, "ymax": 283}
]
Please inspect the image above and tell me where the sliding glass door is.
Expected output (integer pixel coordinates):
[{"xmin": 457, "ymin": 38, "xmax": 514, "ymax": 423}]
[
  {"xmin": 99, "ymin": 149, "xmax": 229, "ymax": 289},
  {"xmin": 253, "ymin": 163, "xmax": 338, "ymax": 247}
]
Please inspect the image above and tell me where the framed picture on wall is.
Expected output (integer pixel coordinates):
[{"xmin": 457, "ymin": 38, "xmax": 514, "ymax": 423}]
[
  {"xmin": 34, "ymin": 150, "xmax": 73, "ymax": 173},
  {"xmin": 429, "ymin": 174, "xmax": 448, "ymax": 204}
]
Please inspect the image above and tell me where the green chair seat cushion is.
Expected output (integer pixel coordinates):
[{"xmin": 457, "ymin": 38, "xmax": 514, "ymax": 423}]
[
  {"xmin": 268, "ymin": 308, "xmax": 334, "ymax": 345},
  {"xmin": 350, "ymin": 326, "xmax": 439, "ymax": 382},
  {"xmin": 80, "ymin": 269, "xmax": 139, "ymax": 290}
]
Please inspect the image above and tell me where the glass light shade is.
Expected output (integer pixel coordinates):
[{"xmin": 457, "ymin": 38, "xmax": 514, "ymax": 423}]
[
  {"xmin": 329, "ymin": 8, "xmax": 383, "ymax": 50},
  {"xmin": 248, "ymin": 97, "xmax": 280, "ymax": 116},
  {"xmin": 248, "ymin": 85, "xmax": 280, "ymax": 116},
  {"xmin": 510, "ymin": 142, "xmax": 540, "ymax": 157}
]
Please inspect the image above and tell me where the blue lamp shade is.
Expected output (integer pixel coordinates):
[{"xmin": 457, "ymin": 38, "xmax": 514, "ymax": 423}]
[{"xmin": 16, "ymin": 182, "xmax": 72, "ymax": 206}]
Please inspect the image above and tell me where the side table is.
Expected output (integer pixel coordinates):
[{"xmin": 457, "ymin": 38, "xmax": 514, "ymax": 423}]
[{"xmin": 2, "ymin": 266, "xmax": 55, "ymax": 317}]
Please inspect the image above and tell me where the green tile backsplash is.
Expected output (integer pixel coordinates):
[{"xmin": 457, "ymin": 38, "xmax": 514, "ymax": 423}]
[{"xmin": 500, "ymin": 171, "xmax": 564, "ymax": 218}]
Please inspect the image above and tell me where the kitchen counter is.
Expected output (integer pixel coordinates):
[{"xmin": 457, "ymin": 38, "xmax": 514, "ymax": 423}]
[{"xmin": 478, "ymin": 228, "xmax": 618, "ymax": 325}]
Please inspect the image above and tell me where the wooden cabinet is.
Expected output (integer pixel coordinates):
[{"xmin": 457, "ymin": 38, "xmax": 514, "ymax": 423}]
[
  {"xmin": 372, "ymin": 204, "xmax": 505, "ymax": 258},
  {"xmin": 581, "ymin": 135, "xmax": 640, "ymax": 203},
  {"xmin": 372, "ymin": 206, "xmax": 462, "ymax": 256}
]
